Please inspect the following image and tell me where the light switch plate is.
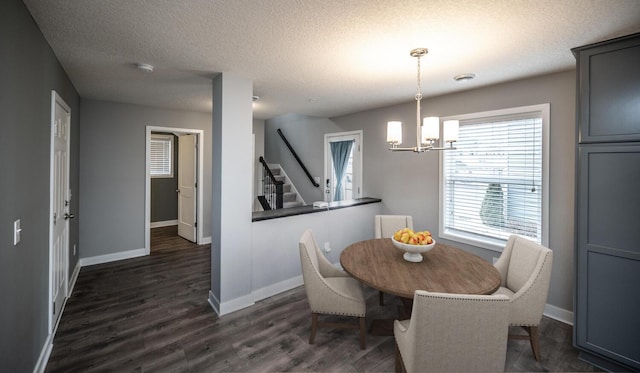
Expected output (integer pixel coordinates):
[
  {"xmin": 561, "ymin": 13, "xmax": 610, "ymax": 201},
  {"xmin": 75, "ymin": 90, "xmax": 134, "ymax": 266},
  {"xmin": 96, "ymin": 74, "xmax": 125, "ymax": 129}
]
[{"xmin": 14, "ymin": 219, "xmax": 21, "ymax": 245}]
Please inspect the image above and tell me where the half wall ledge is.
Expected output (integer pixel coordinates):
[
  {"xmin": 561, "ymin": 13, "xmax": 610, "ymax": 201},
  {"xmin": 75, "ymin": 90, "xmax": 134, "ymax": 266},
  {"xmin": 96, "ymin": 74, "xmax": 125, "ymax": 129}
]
[{"xmin": 251, "ymin": 197, "xmax": 382, "ymax": 222}]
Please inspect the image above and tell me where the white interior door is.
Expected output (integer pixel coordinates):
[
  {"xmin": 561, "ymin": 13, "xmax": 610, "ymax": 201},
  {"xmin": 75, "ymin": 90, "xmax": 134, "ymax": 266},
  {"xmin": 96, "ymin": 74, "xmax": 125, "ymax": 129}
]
[
  {"xmin": 178, "ymin": 134, "xmax": 197, "ymax": 242},
  {"xmin": 50, "ymin": 91, "xmax": 70, "ymax": 328}
]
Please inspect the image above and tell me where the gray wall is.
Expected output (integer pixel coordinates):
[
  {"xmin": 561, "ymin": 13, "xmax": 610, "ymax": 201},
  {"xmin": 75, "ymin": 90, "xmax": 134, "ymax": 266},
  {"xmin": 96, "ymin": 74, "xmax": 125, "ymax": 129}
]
[
  {"xmin": 0, "ymin": 0, "xmax": 80, "ymax": 370},
  {"xmin": 79, "ymin": 100, "xmax": 211, "ymax": 258},
  {"xmin": 264, "ymin": 114, "xmax": 343, "ymax": 203},
  {"xmin": 264, "ymin": 70, "xmax": 577, "ymax": 313},
  {"xmin": 210, "ymin": 73, "xmax": 253, "ymax": 312},
  {"xmin": 333, "ymin": 70, "xmax": 577, "ymax": 313},
  {"xmin": 150, "ymin": 133, "xmax": 178, "ymax": 222}
]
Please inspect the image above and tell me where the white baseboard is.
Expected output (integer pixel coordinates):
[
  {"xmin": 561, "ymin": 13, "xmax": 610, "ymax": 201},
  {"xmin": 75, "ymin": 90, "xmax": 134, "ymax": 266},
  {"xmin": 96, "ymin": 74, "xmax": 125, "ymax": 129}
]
[
  {"xmin": 150, "ymin": 220, "xmax": 178, "ymax": 228},
  {"xmin": 68, "ymin": 262, "xmax": 81, "ymax": 296},
  {"xmin": 208, "ymin": 290, "xmax": 221, "ymax": 315},
  {"xmin": 207, "ymin": 276, "xmax": 303, "ymax": 318},
  {"xmin": 543, "ymin": 303, "xmax": 573, "ymax": 325},
  {"xmin": 252, "ymin": 275, "xmax": 303, "ymax": 303},
  {"xmin": 79, "ymin": 248, "xmax": 148, "ymax": 267},
  {"xmin": 36, "ymin": 261, "xmax": 82, "ymax": 372},
  {"xmin": 32, "ymin": 333, "xmax": 52, "ymax": 373},
  {"xmin": 208, "ymin": 290, "xmax": 255, "ymax": 316},
  {"xmin": 201, "ymin": 236, "xmax": 212, "ymax": 245}
]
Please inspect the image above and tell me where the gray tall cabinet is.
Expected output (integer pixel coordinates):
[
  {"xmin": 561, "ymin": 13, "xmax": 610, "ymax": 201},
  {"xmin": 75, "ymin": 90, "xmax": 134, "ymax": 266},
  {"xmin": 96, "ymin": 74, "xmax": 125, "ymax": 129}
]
[{"xmin": 572, "ymin": 33, "xmax": 640, "ymax": 372}]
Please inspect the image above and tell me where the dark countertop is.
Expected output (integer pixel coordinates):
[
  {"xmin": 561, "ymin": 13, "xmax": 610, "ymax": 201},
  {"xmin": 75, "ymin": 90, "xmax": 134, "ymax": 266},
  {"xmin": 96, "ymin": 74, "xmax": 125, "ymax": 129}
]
[{"xmin": 251, "ymin": 197, "xmax": 382, "ymax": 222}]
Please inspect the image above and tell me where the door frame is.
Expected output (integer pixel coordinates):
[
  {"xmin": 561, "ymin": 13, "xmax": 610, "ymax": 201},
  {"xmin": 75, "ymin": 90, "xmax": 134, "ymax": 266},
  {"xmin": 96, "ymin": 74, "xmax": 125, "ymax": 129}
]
[
  {"xmin": 323, "ymin": 130, "xmax": 363, "ymax": 202},
  {"xmin": 145, "ymin": 126, "xmax": 205, "ymax": 252},
  {"xmin": 48, "ymin": 90, "xmax": 70, "ymax": 334}
]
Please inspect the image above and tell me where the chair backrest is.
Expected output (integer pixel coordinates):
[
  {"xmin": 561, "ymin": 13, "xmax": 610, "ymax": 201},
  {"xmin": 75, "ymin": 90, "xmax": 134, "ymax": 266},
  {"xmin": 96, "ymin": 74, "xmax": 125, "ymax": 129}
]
[
  {"xmin": 494, "ymin": 235, "xmax": 553, "ymax": 326},
  {"xmin": 495, "ymin": 235, "xmax": 553, "ymax": 295},
  {"xmin": 398, "ymin": 291, "xmax": 510, "ymax": 373},
  {"xmin": 299, "ymin": 229, "xmax": 320, "ymax": 272},
  {"xmin": 300, "ymin": 229, "xmax": 340, "ymax": 311},
  {"xmin": 374, "ymin": 215, "xmax": 414, "ymax": 238}
]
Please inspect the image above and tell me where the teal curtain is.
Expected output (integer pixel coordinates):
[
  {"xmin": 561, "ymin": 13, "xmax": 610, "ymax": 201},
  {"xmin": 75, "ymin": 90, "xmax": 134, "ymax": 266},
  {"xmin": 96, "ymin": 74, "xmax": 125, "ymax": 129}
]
[{"xmin": 330, "ymin": 140, "xmax": 354, "ymax": 201}]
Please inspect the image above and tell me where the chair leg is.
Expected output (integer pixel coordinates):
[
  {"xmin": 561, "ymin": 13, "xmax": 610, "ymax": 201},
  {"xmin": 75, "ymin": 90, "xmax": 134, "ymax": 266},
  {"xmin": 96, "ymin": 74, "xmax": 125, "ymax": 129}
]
[
  {"xmin": 527, "ymin": 325, "xmax": 541, "ymax": 361},
  {"xmin": 509, "ymin": 325, "xmax": 542, "ymax": 361},
  {"xmin": 309, "ymin": 313, "xmax": 318, "ymax": 345},
  {"xmin": 379, "ymin": 290, "xmax": 385, "ymax": 306},
  {"xmin": 359, "ymin": 317, "xmax": 366, "ymax": 350}
]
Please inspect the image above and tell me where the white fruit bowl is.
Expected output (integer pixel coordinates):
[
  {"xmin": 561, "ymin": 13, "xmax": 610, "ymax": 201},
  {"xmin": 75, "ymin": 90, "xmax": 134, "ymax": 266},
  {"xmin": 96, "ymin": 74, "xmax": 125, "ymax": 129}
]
[{"xmin": 391, "ymin": 237, "xmax": 436, "ymax": 263}]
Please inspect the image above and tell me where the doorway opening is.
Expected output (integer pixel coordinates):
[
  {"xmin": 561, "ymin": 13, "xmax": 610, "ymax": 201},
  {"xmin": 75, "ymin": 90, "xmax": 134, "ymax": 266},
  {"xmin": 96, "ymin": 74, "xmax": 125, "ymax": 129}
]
[
  {"xmin": 145, "ymin": 126, "xmax": 205, "ymax": 254},
  {"xmin": 324, "ymin": 130, "xmax": 363, "ymax": 202}
]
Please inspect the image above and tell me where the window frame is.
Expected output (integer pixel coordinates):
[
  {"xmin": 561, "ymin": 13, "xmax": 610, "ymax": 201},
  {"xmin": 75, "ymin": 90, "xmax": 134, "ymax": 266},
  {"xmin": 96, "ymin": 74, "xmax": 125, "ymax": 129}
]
[
  {"xmin": 438, "ymin": 104, "xmax": 550, "ymax": 252},
  {"xmin": 149, "ymin": 133, "xmax": 174, "ymax": 178}
]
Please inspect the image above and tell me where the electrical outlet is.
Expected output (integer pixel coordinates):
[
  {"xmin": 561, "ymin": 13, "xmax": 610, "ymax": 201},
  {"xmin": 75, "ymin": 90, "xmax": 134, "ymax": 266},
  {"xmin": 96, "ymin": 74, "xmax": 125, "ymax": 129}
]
[{"xmin": 324, "ymin": 242, "xmax": 331, "ymax": 252}]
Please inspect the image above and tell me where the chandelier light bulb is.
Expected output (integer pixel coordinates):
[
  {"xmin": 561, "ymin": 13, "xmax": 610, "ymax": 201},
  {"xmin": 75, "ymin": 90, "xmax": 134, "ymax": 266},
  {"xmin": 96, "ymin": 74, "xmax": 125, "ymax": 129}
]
[{"xmin": 387, "ymin": 121, "xmax": 402, "ymax": 145}]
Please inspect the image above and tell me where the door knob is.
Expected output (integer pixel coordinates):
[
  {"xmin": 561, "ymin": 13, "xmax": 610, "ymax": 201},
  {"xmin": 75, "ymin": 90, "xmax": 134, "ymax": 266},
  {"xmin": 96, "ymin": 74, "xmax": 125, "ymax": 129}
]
[{"xmin": 64, "ymin": 213, "xmax": 75, "ymax": 220}]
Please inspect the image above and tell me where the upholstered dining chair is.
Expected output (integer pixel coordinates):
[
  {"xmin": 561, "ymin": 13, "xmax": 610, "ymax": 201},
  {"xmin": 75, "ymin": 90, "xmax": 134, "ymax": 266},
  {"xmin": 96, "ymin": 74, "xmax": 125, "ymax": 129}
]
[
  {"xmin": 298, "ymin": 229, "xmax": 367, "ymax": 349},
  {"xmin": 394, "ymin": 291, "xmax": 510, "ymax": 373},
  {"xmin": 493, "ymin": 235, "xmax": 553, "ymax": 361},
  {"xmin": 375, "ymin": 214, "xmax": 414, "ymax": 239},
  {"xmin": 374, "ymin": 215, "xmax": 413, "ymax": 305}
]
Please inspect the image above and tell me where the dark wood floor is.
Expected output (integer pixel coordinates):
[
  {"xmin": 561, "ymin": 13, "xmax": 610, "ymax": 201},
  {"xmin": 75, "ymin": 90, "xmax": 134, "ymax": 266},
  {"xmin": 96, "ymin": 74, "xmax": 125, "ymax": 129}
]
[{"xmin": 46, "ymin": 226, "xmax": 602, "ymax": 372}]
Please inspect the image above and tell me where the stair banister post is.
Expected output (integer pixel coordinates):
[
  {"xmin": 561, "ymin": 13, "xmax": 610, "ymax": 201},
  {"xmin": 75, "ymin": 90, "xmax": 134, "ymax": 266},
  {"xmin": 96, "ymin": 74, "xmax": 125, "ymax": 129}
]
[{"xmin": 276, "ymin": 182, "xmax": 283, "ymax": 209}]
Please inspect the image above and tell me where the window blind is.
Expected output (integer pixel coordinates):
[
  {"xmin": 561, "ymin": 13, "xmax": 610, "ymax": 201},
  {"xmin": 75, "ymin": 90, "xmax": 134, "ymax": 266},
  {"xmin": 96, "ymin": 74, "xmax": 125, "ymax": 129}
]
[
  {"xmin": 442, "ymin": 113, "xmax": 543, "ymax": 244},
  {"xmin": 150, "ymin": 135, "xmax": 173, "ymax": 177}
]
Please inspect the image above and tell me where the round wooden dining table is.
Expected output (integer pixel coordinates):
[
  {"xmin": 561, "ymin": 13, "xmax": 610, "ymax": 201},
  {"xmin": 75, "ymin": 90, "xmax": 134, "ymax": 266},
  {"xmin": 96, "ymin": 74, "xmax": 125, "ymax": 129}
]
[{"xmin": 340, "ymin": 238, "xmax": 502, "ymax": 335}]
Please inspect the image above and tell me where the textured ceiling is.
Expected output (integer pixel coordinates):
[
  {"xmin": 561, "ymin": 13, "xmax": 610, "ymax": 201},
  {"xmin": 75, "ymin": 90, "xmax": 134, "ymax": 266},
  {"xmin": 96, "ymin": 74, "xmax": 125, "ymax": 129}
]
[{"xmin": 22, "ymin": 0, "xmax": 640, "ymax": 120}]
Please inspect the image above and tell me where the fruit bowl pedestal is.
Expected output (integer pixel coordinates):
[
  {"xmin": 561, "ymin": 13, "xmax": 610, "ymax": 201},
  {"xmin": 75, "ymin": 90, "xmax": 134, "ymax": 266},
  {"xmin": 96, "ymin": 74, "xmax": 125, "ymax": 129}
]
[{"xmin": 391, "ymin": 237, "xmax": 436, "ymax": 262}]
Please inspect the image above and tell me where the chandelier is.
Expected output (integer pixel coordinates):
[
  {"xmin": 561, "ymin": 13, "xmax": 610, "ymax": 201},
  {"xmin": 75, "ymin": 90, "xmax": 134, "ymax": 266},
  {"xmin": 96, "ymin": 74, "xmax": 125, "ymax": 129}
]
[{"xmin": 387, "ymin": 48, "xmax": 459, "ymax": 152}]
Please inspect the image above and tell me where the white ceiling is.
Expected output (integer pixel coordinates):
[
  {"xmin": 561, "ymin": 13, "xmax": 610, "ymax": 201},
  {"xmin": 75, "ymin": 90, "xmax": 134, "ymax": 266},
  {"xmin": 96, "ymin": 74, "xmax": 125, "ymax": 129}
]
[{"xmin": 22, "ymin": 0, "xmax": 640, "ymax": 120}]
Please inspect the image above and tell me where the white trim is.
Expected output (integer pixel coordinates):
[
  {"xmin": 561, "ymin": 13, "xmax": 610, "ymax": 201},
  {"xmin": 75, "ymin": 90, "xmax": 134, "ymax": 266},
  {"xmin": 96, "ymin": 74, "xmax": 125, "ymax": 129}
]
[
  {"xmin": 544, "ymin": 303, "xmax": 573, "ymax": 325},
  {"xmin": 252, "ymin": 275, "xmax": 303, "ymax": 303},
  {"xmin": 68, "ymin": 262, "xmax": 81, "ymax": 297},
  {"xmin": 35, "ymin": 262, "xmax": 79, "ymax": 373},
  {"xmin": 219, "ymin": 294, "xmax": 255, "ymax": 316},
  {"xmin": 150, "ymin": 220, "xmax": 178, "ymax": 228},
  {"xmin": 324, "ymin": 130, "xmax": 363, "ymax": 202},
  {"xmin": 201, "ymin": 236, "xmax": 212, "ymax": 245},
  {"xmin": 208, "ymin": 290, "xmax": 256, "ymax": 316},
  {"xmin": 145, "ymin": 126, "xmax": 205, "ymax": 251},
  {"xmin": 208, "ymin": 290, "xmax": 221, "ymax": 314},
  {"xmin": 48, "ymin": 90, "xmax": 71, "ymax": 335},
  {"xmin": 79, "ymin": 248, "xmax": 147, "ymax": 267},
  {"xmin": 438, "ymin": 103, "xmax": 551, "ymax": 251},
  {"xmin": 32, "ymin": 334, "xmax": 53, "ymax": 373}
]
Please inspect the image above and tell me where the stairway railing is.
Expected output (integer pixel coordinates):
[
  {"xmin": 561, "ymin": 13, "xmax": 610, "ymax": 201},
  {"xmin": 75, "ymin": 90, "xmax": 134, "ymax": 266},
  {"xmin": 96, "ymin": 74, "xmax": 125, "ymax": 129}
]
[
  {"xmin": 258, "ymin": 156, "xmax": 283, "ymax": 210},
  {"xmin": 277, "ymin": 128, "xmax": 320, "ymax": 188}
]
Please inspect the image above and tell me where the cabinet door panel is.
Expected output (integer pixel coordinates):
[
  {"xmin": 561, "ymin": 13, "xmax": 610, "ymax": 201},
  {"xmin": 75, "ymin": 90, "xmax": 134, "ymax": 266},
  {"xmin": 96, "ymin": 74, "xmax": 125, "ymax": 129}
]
[
  {"xmin": 585, "ymin": 150, "xmax": 640, "ymax": 254},
  {"xmin": 576, "ymin": 144, "xmax": 640, "ymax": 371},
  {"xmin": 583, "ymin": 251, "xmax": 640, "ymax": 368},
  {"xmin": 576, "ymin": 34, "xmax": 640, "ymax": 143}
]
